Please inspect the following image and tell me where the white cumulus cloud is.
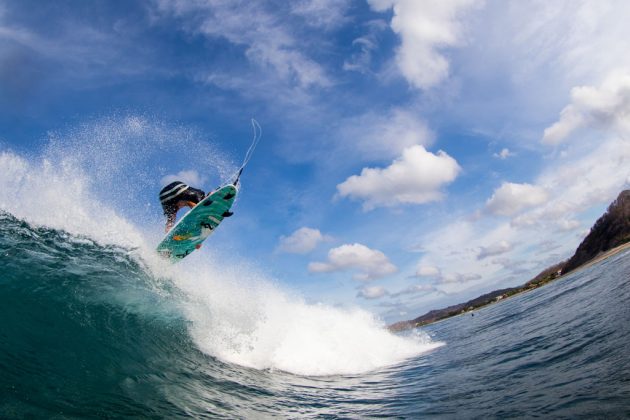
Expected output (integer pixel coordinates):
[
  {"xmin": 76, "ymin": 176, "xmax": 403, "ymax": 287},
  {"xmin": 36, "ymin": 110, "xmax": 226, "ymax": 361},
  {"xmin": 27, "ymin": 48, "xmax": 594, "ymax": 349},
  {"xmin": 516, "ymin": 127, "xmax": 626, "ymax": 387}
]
[
  {"xmin": 477, "ymin": 240, "xmax": 512, "ymax": 260},
  {"xmin": 439, "ymin": 272, "xmax": 482, "ymax": 284},
  {"xmin": 308, "ymin": 243, "xmax": 398, "ymax": 280},
  {"xmin": 493, "ymin": 148, "xmax": 514, "ymax": 159},
  {"xmin": 415, "ymin": 265, "xmax": 440, "ymax": 277},
  {"xmin": 336, "ymin": 145, "xmax": 461, "ymax": 210},
  {"xmin": 368, "ymin": 0, "xmax": 481, "ymax": 89},
  {"xmin": 391, "ymin": 283, "xmax": 436, "ymax": 297},
  {"xmin": 160, "ymin": 169, "xmax": 206, "ymax": 187},
  {"xmin": 556, "ymin": 219, "xmax": 580, "ymax": 232},
  {"xmin": 543, "ymin": 71, "xmax": 630, "ymax": 144},
  {"xmin": 485, "ymin": 182, "xmax": 548, "ymax": 216},
  {"xmin": 278, "ymin": 227, "xmax": 329, "ymax": 254},
  {"xmin": 357, "ymin": 285, "xmax": 389, "ymax": 299},
  {"xmin": 511, "ymin": 136, "xmax": 630, "ymax": 228}
]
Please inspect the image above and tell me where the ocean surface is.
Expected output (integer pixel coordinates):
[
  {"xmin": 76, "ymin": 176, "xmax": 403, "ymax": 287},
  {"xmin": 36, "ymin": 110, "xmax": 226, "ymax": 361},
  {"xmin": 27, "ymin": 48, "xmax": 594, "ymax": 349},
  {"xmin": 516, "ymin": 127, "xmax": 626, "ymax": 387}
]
[{"xmin": 1, "ymin": 210, "xmax": 630, "ymax": 418}]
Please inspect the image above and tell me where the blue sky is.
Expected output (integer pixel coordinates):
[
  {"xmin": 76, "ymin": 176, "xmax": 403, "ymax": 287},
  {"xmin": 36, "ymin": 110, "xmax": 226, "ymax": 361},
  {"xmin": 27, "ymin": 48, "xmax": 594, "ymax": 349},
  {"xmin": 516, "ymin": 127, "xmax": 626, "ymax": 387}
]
[{"xmin": 1, "ymin": 0, "xmax": 630, "ymax": 322}]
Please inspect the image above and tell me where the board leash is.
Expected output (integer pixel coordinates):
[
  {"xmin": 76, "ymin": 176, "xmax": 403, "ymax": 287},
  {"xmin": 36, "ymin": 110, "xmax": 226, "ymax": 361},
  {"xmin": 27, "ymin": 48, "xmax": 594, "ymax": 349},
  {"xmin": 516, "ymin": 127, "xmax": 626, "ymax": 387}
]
[{"xmin": 229, "ymin": 119, "xmax": 261, "ymax": 187}]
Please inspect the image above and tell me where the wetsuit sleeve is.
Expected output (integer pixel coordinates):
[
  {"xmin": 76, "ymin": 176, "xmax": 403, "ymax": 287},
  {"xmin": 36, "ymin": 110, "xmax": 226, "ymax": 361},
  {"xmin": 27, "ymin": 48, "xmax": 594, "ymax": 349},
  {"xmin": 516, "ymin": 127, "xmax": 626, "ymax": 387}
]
[{"xmin": 190, "ymin": 187, "xmax": 205, "ymax": 204}]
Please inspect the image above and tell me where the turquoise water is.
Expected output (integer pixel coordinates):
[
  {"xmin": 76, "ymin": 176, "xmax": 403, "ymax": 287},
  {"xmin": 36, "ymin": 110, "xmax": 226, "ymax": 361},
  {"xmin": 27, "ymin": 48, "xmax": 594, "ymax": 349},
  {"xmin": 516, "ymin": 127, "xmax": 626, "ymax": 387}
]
[{"xmin": 1, "ymin": 211, "xmax": 629, "ymax": 418}]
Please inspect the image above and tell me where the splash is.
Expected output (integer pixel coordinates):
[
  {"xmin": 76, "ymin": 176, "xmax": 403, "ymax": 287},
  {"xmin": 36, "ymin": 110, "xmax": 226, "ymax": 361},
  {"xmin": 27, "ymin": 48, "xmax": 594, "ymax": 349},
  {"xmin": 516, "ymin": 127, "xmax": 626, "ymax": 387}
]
[
  {"xmin": 0, "ymin": 151, "xmax": 144, "ymax": 248},
  {"xmin": 0, "ymin": 116, "xmax": 442, "ymax": 376},
  {"xmin": 169, "ymin": 258, "xmax": 442, "ymax": 376}
]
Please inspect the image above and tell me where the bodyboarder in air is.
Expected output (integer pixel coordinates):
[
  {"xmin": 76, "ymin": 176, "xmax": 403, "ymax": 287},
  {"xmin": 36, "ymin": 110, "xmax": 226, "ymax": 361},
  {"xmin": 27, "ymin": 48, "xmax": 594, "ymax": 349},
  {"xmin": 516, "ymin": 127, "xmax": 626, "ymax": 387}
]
[
  {"xmin": 155, "ymin": 120, "xmax": 259, "ymax": 261},
  {"xmin": 159, "ymin": 181, "xmax": 206, "ymax": 232}
]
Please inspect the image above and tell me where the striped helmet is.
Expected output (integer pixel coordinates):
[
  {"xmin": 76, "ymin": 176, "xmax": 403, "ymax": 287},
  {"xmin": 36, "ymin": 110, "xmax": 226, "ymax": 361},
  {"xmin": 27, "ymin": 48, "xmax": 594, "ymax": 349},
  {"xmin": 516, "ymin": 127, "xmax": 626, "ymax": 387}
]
[{"xmin": 159, "ymin": 181, "xmax": 190, "ymax": 208}]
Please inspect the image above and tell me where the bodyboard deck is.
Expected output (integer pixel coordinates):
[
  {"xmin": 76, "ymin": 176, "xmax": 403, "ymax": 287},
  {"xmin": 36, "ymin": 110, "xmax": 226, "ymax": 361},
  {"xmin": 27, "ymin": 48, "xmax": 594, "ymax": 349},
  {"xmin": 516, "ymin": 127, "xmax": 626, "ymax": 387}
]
[{"xmin": 156, "ymin": 184, "xmax": 237, "ymax": 262}]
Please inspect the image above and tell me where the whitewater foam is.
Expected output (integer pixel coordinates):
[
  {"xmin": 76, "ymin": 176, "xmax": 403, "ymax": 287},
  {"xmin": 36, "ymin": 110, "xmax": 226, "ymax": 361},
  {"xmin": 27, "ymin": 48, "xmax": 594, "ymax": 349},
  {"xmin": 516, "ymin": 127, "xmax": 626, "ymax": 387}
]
[
  {"xmin": 0, "ymin": 116, "xmax": 443, "ymax": 376},
  {"xmin": 167, "ymin": 257, "xmax": 443, "ymax": 376}
]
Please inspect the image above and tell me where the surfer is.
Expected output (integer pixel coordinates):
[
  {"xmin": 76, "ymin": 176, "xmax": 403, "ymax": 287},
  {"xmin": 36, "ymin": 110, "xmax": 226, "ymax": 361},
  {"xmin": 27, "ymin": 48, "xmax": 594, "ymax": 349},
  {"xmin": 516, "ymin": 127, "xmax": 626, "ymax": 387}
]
[{"xmin": 159, "ymin": 181, "xmax": 206, "ymax": 232}]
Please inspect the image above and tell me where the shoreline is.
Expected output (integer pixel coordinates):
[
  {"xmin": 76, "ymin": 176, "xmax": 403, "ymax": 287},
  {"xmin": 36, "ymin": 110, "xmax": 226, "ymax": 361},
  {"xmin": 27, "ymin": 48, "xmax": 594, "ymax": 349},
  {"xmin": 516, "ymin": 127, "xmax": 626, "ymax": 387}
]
[
  {"xmin": 568, "ymin": 241, "xmax": 630, "ymax": 273},
  {"xmin": 391, "ymin": 241, "xmax": 630, "ymax": 331}
]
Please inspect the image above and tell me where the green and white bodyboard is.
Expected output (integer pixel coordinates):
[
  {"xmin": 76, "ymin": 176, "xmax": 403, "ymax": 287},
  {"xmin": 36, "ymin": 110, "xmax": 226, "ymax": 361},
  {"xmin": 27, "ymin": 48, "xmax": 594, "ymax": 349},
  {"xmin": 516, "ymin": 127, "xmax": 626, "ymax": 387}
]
[{"xmin": 156, "ymin": 184, "xmax": 237, "ymax": 262}]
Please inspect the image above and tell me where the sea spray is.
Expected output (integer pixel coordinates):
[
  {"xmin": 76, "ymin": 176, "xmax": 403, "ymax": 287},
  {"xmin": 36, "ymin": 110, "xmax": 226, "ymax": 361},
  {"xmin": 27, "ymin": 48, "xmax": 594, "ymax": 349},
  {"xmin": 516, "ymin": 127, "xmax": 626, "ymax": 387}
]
[
  {"xmin": 43, "ymin": 114, "xmax": 235, "ymax": 226},
  {"xmin": 169, "ymin": 257, "xmax": 443, "ymax": 376},
  {"xmin": 0, "ymin": 151, "xmax": 144, "ymax": 248},
  {"xmin": 0, "ymin": 116, "xmax": 442, "ymax": 377}
]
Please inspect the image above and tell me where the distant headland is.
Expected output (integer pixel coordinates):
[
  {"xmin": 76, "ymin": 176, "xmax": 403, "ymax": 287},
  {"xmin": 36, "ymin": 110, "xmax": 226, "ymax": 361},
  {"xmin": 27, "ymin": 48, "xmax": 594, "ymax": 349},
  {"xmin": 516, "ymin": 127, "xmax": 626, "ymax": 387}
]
[{"xmin": 389, "ymin": 189, "xmax": 630, "ymax": 332}]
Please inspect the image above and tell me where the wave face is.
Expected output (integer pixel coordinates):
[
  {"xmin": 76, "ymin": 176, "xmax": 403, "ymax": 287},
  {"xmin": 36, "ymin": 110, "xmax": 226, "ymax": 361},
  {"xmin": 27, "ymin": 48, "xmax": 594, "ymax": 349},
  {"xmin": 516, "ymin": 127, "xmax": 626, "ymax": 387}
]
[
  {"xmin": 0, "ymin": 212, "xmax": 194, "ymax": 417},
  {"xmin": 0, "ymin": 204, "xmax": 438, "ymax": 418}
]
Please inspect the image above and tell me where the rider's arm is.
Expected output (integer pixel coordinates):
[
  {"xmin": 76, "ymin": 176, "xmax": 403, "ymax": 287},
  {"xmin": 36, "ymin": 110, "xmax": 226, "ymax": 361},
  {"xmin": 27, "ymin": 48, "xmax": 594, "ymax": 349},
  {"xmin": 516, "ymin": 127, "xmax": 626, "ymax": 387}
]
[{"xmin": 165, "ymin": 213, "xmax": 176, "ymax": 232}]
